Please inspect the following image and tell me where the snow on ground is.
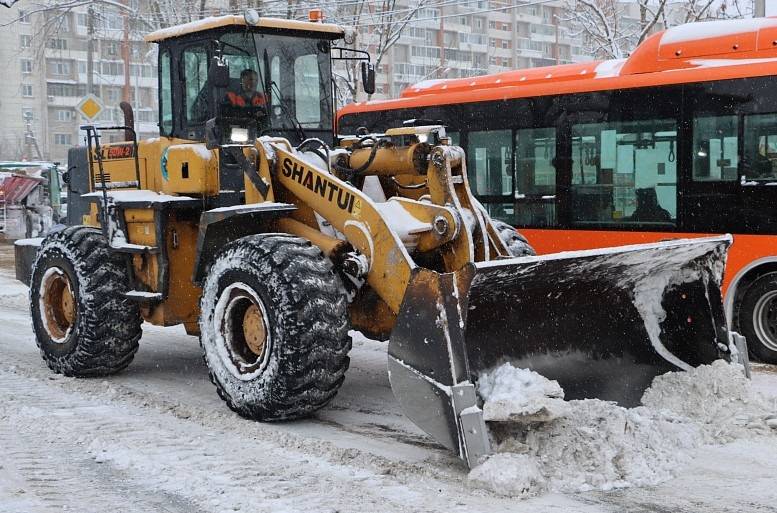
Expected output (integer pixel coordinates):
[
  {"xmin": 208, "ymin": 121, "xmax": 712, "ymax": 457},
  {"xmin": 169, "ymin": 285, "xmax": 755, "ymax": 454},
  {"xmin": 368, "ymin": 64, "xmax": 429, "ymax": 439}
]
[{"xmin": 2, "ymin": 242, "xmax": 777, "ymax": 512}]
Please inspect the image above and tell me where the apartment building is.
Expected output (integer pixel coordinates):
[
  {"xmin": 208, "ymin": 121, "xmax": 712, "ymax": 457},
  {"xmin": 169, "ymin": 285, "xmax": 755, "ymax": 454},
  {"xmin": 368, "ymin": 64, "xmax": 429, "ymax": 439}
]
[
  {"xmin": 0, "ymin": 2, "xmax": 158, "ymax": 163},
  {"xmin": 365, "ymin": 0, "xmax": 590, "ymax": 100}
]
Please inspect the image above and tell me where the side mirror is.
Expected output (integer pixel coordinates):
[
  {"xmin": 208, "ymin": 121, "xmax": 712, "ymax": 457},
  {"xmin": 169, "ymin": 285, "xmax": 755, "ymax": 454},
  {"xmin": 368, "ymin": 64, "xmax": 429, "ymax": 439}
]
[
  {"xmin": 361, "ymin": 61, "xmax": 375, "ymax": 95},
  {"xmin": 209, "ymin": 58, "xmax": 230, "ymax": 88}
]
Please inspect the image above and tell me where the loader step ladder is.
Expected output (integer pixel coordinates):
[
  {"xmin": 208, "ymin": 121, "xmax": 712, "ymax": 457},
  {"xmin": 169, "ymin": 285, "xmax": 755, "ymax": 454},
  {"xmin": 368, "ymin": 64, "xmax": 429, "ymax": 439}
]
[
  {"xmin": 123, "ymin": 290, "xmax": 163, "ymax": 303},
  {"xmin": 81, "ymin": 124, "xmax": 143, "ymax": 240},
  {"xmin": 111, "ymin": 243, "xmax": 160, "ymax": 255}
]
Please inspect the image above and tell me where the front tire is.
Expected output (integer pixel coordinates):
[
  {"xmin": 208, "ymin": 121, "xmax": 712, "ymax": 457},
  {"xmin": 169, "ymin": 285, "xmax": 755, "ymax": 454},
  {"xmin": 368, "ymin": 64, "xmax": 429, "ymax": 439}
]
[
  {"xmin": 199, "ymin": 234, "xmax": 351, "ymax": 420},
  {"xmin": 30, "ymin": 226, "xmax": 141, "ymax": 376},
  {"xmin": 492, "ymin": 219, "xmax": 536, "ymax": 257},
  {"xmin": 736, "ymin": 273, "xmax": 777, "ymax": 363}
]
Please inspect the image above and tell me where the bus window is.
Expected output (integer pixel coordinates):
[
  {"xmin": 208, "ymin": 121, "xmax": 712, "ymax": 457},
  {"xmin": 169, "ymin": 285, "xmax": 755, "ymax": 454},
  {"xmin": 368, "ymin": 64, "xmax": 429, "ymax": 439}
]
[
  {"xmin": 693, "ymin": 115, "xmax": 738, "ymax": 182},
  {"xmin": 571, "ymin": 119, "xmax": 677, "ymax": 226},
  {"xmin": 515, "ymin": 127, "xmax": 556, "ymax": 226},
  {"xmin": 467, "ymin": 130, "xmax": 511, "ymax": 196},
  {"xmin": 447, "ymin": 131, "xmax": 459, "ymax": 145},
  {"xmin": 743, "ymin": 113, "xmax": 777, "ymax": 181}
]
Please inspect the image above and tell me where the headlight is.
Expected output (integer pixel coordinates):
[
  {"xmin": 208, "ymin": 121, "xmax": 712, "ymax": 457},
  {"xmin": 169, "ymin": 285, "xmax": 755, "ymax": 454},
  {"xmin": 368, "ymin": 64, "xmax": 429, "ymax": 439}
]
[
  {"xmin": 244, "ymin": 9, "xmax": 261, "ymax": 26},
  {"xmin": 344, "ymin": 27, "xmax": 357, "ymax": 45},
  {"xmin": 230, "ymin": 127, "xmax": 249, "ymax": 143}
]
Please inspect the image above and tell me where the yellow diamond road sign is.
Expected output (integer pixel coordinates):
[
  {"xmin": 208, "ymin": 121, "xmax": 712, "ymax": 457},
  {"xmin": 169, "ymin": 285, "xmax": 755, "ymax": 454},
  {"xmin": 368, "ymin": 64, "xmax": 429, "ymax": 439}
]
[{"xmin": 76, "ymin": 94, "xmax": 104, "ymax": 121}]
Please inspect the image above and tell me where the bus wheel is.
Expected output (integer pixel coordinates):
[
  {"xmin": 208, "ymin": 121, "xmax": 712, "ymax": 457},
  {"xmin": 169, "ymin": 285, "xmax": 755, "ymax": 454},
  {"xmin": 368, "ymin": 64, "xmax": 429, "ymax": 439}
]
[{"xmin": 737, "ymin": 273, "xmax": 777, "ymax": 364}]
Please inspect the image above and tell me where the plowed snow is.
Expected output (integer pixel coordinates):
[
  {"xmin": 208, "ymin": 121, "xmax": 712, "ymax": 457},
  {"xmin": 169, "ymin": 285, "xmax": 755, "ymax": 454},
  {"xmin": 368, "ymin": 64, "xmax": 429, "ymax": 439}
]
[{"xmin": 471, "ymin": 361, "xmax": 777, "ymax": 497}]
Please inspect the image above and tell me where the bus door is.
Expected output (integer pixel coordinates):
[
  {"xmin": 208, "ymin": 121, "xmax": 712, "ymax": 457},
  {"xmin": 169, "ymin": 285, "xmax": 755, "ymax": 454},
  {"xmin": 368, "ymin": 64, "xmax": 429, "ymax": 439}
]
[
  {"xmin": 682, "ymin": 89, "xmax": 742, "ymax": 232},
  {"xmin": 738, "ymin": 112, "xmax": 777, "ymax": 233}
]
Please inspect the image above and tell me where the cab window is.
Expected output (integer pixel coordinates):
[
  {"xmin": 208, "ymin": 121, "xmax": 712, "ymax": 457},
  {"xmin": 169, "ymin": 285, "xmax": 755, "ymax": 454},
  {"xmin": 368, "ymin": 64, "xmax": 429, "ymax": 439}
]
[{"xmin": 182, "ymin": 46, "xmax": 209, "ymax": 124}]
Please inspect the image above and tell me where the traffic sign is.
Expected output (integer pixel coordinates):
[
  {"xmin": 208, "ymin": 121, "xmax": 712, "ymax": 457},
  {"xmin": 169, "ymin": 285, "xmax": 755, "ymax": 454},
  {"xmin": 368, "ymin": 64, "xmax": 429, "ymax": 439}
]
[{"xmin": 76, "ymin": 94, "xmax": 104, "ymax": 121}]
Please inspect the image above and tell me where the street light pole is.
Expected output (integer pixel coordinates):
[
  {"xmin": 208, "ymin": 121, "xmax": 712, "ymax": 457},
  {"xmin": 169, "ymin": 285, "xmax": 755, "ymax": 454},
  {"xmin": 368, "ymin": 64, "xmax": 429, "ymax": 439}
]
[{"xmin": 755, "ymin": 0, "xmax": 766, "ymax": 17}]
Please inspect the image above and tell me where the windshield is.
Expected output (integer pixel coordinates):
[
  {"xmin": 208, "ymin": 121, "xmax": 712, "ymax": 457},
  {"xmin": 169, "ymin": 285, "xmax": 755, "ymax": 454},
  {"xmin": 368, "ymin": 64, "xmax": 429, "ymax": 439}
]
[{"xmin": 218, "ymin": 32, "xmax": 333, "ymax": 141}]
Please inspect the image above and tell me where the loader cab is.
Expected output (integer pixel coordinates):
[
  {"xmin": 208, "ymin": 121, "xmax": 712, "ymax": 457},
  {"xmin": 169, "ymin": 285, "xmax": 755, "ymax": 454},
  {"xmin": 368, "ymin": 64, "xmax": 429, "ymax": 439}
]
[{"xmin": 147, "ymin": 15, "xmax": 345, "ymax": 147}]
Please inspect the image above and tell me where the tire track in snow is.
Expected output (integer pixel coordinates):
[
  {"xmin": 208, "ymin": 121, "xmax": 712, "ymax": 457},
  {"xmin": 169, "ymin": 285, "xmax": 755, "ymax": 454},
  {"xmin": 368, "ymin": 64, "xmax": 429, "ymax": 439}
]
[
  {"xmin": 0, "ymin": 369, "xmax": 520, "ymax": 513},
  {"xmin": 0, "ymin": 377, "xmax": 202, "ymax": 513}
]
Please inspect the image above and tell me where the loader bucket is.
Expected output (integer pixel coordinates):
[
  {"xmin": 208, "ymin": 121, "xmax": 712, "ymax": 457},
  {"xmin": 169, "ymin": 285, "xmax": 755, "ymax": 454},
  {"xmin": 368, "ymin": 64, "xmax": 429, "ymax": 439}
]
[{"xmin": 387, "ymin": 236, "xmax": 731, "ymax": 467}]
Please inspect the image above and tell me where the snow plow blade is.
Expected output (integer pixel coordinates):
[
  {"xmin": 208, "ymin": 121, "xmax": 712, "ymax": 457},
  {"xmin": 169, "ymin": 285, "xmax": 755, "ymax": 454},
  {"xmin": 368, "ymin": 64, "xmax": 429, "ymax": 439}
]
[{"xmin": 387, "ymin": 236, "xmax": 732, "ymax": 467}]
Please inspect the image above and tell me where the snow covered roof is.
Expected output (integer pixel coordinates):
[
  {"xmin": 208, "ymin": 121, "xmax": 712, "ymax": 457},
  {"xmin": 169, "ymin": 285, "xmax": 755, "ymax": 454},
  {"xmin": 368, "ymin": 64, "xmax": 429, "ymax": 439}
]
[{"xmin": 144, "ymin": 15, "xmax": 344, "ymax": 43}]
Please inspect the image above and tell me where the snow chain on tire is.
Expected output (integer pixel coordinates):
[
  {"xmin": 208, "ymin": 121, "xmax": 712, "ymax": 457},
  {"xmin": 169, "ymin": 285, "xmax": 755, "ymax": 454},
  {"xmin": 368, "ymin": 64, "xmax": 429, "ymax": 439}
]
[
  {"xmin": 492, "ymin": 219, "xmax": 536, "ymax": 257},
  {"xmin": 199, "ymin": 233, "xmax": 352, "ymax": 421},
  {"xmin": 30, "ymin": 226, "xmax": 142, "ymax": 376}
]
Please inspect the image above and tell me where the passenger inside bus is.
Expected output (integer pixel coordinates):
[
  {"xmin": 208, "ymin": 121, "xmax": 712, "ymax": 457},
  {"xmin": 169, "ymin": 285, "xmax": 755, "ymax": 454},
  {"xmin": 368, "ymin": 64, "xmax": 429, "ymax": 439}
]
[
  {"xmin": 747, "ymin": 139, "xmax": 777, "ymax": 179},
  {"xmin": 627, "ymin": 188, "xmax": 672, "ymax": 222}
]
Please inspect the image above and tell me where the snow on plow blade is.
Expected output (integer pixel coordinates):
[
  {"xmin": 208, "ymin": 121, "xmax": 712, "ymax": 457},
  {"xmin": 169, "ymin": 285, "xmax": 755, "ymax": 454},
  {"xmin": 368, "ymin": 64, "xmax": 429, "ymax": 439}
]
[{"xmin": 387, "ymin": 236, "xmax": 732, "ymax": 467}]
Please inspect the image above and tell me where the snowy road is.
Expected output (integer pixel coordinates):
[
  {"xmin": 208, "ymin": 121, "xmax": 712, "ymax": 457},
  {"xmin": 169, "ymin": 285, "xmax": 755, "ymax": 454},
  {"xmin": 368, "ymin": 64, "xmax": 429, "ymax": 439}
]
[{"xmin": 1, "ymin": 242, "xmax": 777, "ymax": 512}]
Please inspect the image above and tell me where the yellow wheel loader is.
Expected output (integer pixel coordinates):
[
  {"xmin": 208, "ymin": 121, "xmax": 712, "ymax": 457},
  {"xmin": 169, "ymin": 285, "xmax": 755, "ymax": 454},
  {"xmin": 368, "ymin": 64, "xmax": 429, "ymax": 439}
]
[{"xmin": 16, "ymin": 13, "xmax": 738, "ymax": 467}]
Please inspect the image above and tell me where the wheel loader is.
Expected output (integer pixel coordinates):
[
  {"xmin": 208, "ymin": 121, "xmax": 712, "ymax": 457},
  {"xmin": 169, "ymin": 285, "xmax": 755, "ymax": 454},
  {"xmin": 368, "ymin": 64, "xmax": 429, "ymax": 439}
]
[{"xmin": 15, "ymin": 12, "xmax": 739, "ymax": 467}]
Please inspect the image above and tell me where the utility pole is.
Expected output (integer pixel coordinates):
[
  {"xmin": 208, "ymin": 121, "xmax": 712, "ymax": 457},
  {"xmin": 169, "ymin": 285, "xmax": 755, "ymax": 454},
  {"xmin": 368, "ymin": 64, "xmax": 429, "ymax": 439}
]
[
  {"xmin": 87, "ymin": 4, "xmax": 94, "ymax": 96},
  {"xmin": 754, "ymin": 0, "xmax": 765, "ymax": 17}
]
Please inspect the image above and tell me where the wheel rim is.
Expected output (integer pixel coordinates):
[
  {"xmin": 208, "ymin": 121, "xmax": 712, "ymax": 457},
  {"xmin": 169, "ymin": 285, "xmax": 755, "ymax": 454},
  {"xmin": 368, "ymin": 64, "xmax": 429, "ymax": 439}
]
[
  {"xmin": 39, "ymin": 267, "xmax": 76, "ymax": 343},
  {"xmin": 752, "ymin": 290, "xmax": 777, "ymax": 352},
  {"xmin": 213, "ymin": 283, "xmax": 272, "ymax": 380}
]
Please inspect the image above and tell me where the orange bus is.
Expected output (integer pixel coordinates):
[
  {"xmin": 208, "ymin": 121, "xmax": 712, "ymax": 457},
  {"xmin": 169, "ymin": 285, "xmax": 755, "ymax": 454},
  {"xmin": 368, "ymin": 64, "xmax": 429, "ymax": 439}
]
[{"xmin": 338, "ymin": 17, "xmax": 777, "ymax": 363}]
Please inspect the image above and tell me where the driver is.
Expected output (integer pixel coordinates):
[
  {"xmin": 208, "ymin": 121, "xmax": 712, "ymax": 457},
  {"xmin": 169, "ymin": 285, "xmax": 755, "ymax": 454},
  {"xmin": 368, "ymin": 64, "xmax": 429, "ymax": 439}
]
[{"xmin": 225, "ymin": 69, "xmax": 267, "ymax": 108}]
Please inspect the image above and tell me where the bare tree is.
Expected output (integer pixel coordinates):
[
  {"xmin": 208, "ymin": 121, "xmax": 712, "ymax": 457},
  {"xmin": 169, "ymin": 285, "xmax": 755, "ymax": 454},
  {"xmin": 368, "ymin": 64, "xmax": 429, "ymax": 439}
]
[
  {"xmin": 563, "ymin": 0, "xmax": 752, "ymax": 60},
  {"xmin": 326, "ymin": 0, "xmax": 429, "ymax": 106}
]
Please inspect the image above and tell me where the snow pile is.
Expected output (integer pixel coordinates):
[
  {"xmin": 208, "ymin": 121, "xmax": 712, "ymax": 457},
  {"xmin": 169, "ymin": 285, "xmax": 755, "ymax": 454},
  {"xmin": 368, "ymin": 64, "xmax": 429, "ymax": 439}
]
[
  {"xmin": 477, "ymin": 365, "xmax": 567, "ymax": 422},
  {"xmin": 642, "ymin": 359, "xmax": 775, "ymax": 442},
  {"xmin": 468, "ymin": 453, "xmax": 545, "ymax": 498},
  {"xmin": 469, "ymin": 361, "xmax": 777, "ymax": 497}
]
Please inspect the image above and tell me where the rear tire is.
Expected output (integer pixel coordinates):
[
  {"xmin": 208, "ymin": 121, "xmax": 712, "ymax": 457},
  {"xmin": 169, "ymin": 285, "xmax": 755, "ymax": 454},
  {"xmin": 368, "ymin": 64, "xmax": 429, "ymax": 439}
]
[
  {"xmin": 736, "ymin": 273, "xmax": 777, "ymax": 364},
  {"xmin": 492, "ymin": 219, "xmax": 536, "ymax": 257},
  {"xmin": 199, "ymin": 234, "xmax": 351, "ymax": 420},
  {"xmin": 30, "ymin": 226, "xmax": 141, "ymax": 376}
]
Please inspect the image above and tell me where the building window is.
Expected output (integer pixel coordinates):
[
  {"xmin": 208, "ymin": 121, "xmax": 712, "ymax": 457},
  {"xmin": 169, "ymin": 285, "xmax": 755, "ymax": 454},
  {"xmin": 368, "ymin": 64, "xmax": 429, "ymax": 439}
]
[
  {"xmin": 22, "ymin": 84, "xmax": 33, "ymax": 97},
  {"xmin": 502, "ymin": 40, "xmax": 509, "ymax": 49},
  {"xmin": 77, "ymin": 13, "xmax": 87, "ymax": 27},
  {"xmin": 51, "ymin": 60, "xmax": 71, "ymax": 75},
  {"xmin": 56, "ymin": 109, "xmax": 74, "ymax": 122},
  {"xmin": 475, "ymin": 18, "xmax": 483, "ymax": 30},
  {"xmin": 105, "ymin": 87, "xmax": 120, "ymax": 103},
  {"xmin": 104, "ymin": 41, "xmax": 119, "ymax": 56},
  {"xmin": 21, "ymin": 59, "xmax": 32, "ymax": 74},
  {"xmin": 19, "ymin": 9, "xmax": 31, "ymax": 23},
  {"xmin": 20, "ymin": 35, "xmax": 32, "ymax": 49},
  {"xmin": 47, "ymin": 38, "xmax": 67, "ymax": 50},
  {"xmin": 54, "ymin": 133, "xmax": 72, "ymax": 145},
  {"xmin": 21, "ymin": 108, "xmax": 34, "ymax": 121}
]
